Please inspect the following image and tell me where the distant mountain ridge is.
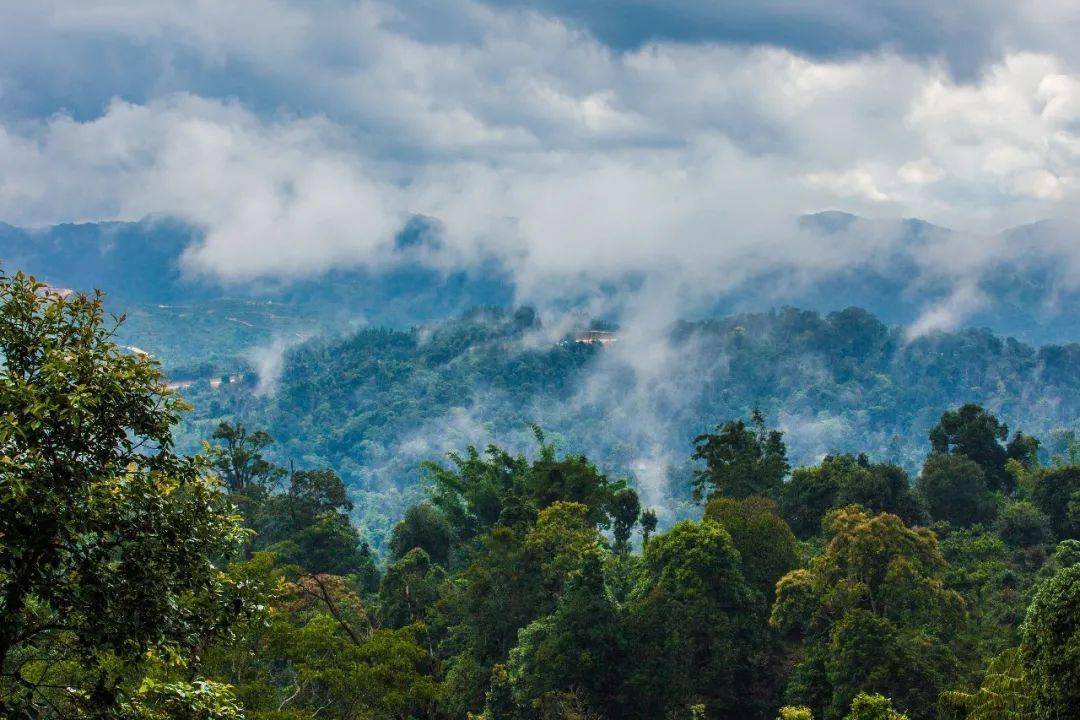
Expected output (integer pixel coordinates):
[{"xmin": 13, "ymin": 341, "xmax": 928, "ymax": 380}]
[{"xmin": 2, "ymin": 212, "xmax": 1080, "ymax": 349}]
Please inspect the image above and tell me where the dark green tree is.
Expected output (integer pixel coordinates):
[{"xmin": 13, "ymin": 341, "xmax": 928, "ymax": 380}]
[
  {"xmin": 1030, "ymin": 465, "xmax": 1080, "ymax": 540},
  {"xmin": 692, "ymin": 410, "xmax": 789, "ymax": 501},
  {"xmin": 705, "ymin": 495, "xmax": 799, "ymax": 599},
  {"xmin": 782, "ymin": 455, "xmax": 924, "ymax": 538},
  {"xmin": 640, "ymin": 508, "xmax": 658, "ymax": 545},
  {"xmin": 772, "ymin": 507, "xmax": 963, "ymax": 720},
  {"xmin": 287, "ymin": 467, "xmax": 352, "ymax": 521},
  {"xmin": 929, "ymin": 405, "xmax": 1013, "ymax": 493},
  {"xmin": 205, "ymin": 421, "xmax": 286, "ymax": 493},
  {"xmin": 378, "ymin": 547, "xmax": 447, "ymax": 629},
  {"xmin": 610, "ymin": 487, "xmax": 641, "ymax": 554},
  {"xmin": 916, "ymin": 453, "xmax": 998, "ymax": 527},
  {"xmin": 389, "ymin": 501, "xmax": 456, "ymax": 566},
  {"xmin": 1021, "ymin": 565, "xmax": 1080, "ymax": 720},
  {"xmin": 623, "ymin": 519, "xmax": 765, "ymax": 719},
  {"xmin": 425, "ymin": 436, "xmax": 625, "ymax": 542},
  {"xmin": 503, "ymin": 551, "xmax": 622, "ymax": 718},
  {"xmin": 244, "ymin": 465, "xmax": 374, "ymax": 577},
  {"xmin": 995, "ymin": 501, "xmax": 1051, "ymax": 549}
]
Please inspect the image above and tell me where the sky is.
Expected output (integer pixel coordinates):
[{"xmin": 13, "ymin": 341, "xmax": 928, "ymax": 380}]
[{"xmin": 1, "ymin": 0, "xmax": 1080, "ymax": 320}]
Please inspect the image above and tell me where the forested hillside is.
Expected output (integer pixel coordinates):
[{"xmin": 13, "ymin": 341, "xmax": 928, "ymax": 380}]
[
  {"xmin": 4, "ymin": 271, "xmax": 1079, "ymax": 720},
  {"xmin": 174, "ymin": 305, "xmax": 1080, "ymax": 547}
]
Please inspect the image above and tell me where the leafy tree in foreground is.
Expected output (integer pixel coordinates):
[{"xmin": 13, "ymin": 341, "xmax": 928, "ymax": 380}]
[
  {"xmin": 1021, "ymin": 565, "xmax": 1080, "ymax": 720},
  {"xmin": 935, "ymin": 526, "xmax": 1026, "ymax": 673},
  {"xmin": 844, "ymin": 693, "xmax": 909, "ymax": 720},
  {"xmin": 704, "ymin": 495, "xmax": 799, "ymax": 599},
  {"xmin": 207, "ymin": 554, "xmax": 437, "ymax": 720},
  {"xmin": 692, "ymin": 410, "xmax": 789, "ymax": 502},
  {"xmin": 777, "ymin": 694, "xmax": 910, "ymax": 720},
  {"xmin": 503, "ymin": 551, "xmax": 622, "ymax": 718},
  {"xmin": 0, "ymin": 273, "xmax": 256, "ymax": 717}
]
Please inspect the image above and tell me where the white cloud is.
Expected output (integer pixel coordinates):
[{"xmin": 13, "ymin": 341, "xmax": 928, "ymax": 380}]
[
  {"xmin": 898, "ymin": 158, "xmax": 945, "ymax": 184},
  {"xmin": 1, "ymin": 2, "xmax": 1080, "ymax": 315}
]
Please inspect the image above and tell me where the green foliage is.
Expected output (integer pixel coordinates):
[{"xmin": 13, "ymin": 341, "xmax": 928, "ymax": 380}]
[
  {"xmin": 525, "ymin": 502, "xmax": 604, "ymax": 598},
  {"xmin": 930, "ymin": 404, "xmax": 1014, "ymax": 493},
  {"xmin": 692, "ymin": 410, "xmax": 789, "ymax": 501},
  {"xmin": 623, "ymin": 519, "xmax": 767, "ymax": 719},
  {"xmin": 917, "ymin": 453, "xmax": 998, "ymax": 527},
  {"xmin": 389, "ymin": 501, "xmax": 455, "ymax": 566},
  {"xmin": 938, "ymin": 648, "xmax": 1034, "ymax": 720},
  {"xmin": 783, "ymin": 454, "xmax": 924, "ymax": 539},
  {"xmin": 0, "ymin": 273, "xmax": 256, "ymax": 717},
  {"xmin": 994, "ymin": 501, "xmax": 1051, "ymax": 549},
  {"xmin": 936, "ymin": 526, "xmax": 1026, "ymax": 673},
  {"xmin": 843, "ymin": 692, "xmax": 909, "ymax": 720},
  {"xmin": 610, "ymin": 487, "xmax": 641, "ymax": 554},
  {"xmin": 213, "ymin": 565, "xmax": 437, "ymax": 720},
  {"xmin": 704, "ymin": 495, "xmax": 799, "ymax": 598},
  {"xmin": 6, "ymin": 275, "xmax": 1075, "ymax": 720},
  {"xmin": 424, "ymin": 437, "xmax": 626, "ymax": 542},
  {"xmin": 503, "ymin": 552, "xmax": 622, "ymax": 717},
  {"xmin": 378, "ymin": 548, "xmax": 446, "ymax": 628},
  {"xmin": 1020, "ymin": 565, "xmax": 1080, "ymax": 720},
  {"xmin": 241, "ymin": 466, "xmax": 376, "ymax": 578},
  {"xmin": 122, "ymin": 680, "xmax": 246, "ymax": 720},
  {"xmin": 772, "ymin": 506, "xmax": 963, "ymax": 719},
  {"xmin": 1029, "ymin": 465, "xmax": 1080, "ymax": 540},
  {"xmin": 439, "ymin": 526, "xmax": 543, "ymax": 714},
  {"xmin": 205, "ymin": 421, "xmax": 286, "ymax": 493},
  {"xmin": 640, "ymin": 507, "xmax": 658, "ymax": 545}
]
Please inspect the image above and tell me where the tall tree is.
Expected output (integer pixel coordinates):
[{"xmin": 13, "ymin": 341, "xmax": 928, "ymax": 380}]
[
  {"xmin": 916, "ymin": 454, "xmax": 998, "ymax": 528},
  {"xmin": 206, "ymin": 421, "xmax": 285, "ymax": 494},
  {"xmin": 929, "ymin": 405, "xmax": 1013, "ymax": 494},
  {"xmin": 693, "ymin": 410, "xmax": 789, "ymax": 501},
  {"xmin": 704, "ymin": 495, "xmax": 799, "ymax": 599},
  {"xmin": 782, "ymin": 454, "xmax": 924, "ymax": 538},
  {"xmin": 610, "ymin": 487, "xmax": 641, "ymax": 555},
  {"xmin": 0, "ymin": 273, "xmax": 256, "ymax": 717},
  {"xmin": 389, "ymin": 501, "xmax": 456, "ymax": 566}
]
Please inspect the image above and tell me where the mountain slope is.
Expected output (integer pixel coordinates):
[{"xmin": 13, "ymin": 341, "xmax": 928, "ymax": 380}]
[{"xmin": 168, "ymin": 305, "xmax": 1080, "ymax": 546}]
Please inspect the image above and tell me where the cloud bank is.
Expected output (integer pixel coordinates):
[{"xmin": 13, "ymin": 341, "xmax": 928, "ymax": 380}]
[{"xmin": 2, "ymin": 1, "xmax": 1080, "ymax": 329}]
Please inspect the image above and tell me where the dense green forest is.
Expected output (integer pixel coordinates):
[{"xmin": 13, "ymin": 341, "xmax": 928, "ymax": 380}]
[
  {"xmin": 4, "ymin": 272, "xmax": 1080, "ymax": 720},
  {"xmin": 173, "ymin": 304, "xmax": 1080, "ymax": 551}
]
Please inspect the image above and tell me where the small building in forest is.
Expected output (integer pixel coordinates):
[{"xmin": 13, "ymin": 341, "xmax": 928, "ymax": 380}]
[{"xmin": 574, "ymin": 330, "xmax": 618, "ymax": 346}]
